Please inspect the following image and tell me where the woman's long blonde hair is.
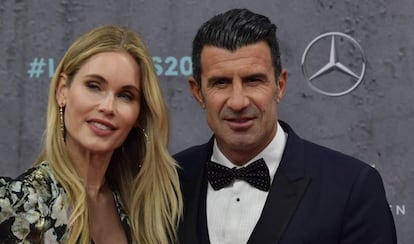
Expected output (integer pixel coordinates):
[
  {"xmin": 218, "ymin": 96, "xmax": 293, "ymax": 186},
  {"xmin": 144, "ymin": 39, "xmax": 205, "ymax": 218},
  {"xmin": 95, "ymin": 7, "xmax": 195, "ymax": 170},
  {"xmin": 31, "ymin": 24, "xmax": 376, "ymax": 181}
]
[{"xmin": 35, "ymin": 25, "xmax": 182, "ymax": 243}]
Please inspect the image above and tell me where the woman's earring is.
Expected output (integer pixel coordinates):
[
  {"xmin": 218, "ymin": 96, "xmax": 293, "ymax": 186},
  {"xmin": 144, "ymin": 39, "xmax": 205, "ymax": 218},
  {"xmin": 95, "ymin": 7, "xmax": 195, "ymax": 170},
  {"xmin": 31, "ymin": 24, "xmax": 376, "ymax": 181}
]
[
  {"xmin": 136, "ymin": 127, "xmax": 148, "ymax": 170},
  {"xmin": 59, "ymin": 104, "xmax": 65, "ymax": 137},
  {"xmin": 141, "ymin": 128, "xmax": 149, "ymax": 144}
]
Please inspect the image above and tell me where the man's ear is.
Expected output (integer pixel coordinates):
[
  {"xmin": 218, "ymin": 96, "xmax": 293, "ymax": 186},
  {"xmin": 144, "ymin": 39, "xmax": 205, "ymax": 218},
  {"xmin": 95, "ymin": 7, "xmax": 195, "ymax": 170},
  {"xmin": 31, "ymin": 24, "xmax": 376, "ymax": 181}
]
[
  {"xmin": 276, "ymin": 69, "xmax": 288, "ymax": 104},
  {"xmin": 56, "ymin": 74, "xmax": 68, "ymax": 106},
  {"xmin": 188, "ymin": 76, "xmax": 205, "ymax": 109}
]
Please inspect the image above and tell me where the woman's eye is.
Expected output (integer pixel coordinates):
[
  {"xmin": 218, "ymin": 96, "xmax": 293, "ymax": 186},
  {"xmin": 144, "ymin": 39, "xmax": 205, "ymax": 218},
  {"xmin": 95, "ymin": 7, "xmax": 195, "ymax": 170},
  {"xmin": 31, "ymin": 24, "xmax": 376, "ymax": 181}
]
[
  {"xmin": 86, "ymin": 82, "xmax": 100, "ymax": 91},
  {"xmin": 119, "ymin": 92, "xmax": 134, "ymax": 101}
]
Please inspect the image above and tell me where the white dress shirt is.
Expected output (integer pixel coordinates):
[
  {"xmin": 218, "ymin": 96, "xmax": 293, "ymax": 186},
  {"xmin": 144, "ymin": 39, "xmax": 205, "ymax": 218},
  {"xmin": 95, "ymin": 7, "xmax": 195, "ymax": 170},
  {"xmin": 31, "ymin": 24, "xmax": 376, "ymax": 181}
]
[{"xmin": 207, "ymin": 122, "xmax": 287, "ymax": 244}]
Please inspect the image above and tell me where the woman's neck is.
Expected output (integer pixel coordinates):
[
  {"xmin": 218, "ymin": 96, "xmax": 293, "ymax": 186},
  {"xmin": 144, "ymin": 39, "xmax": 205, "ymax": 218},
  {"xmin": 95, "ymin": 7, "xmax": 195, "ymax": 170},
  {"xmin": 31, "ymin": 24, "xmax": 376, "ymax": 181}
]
[{"xmin": 65, "ymin": 143, "xmax": 113, "ymax": 199}]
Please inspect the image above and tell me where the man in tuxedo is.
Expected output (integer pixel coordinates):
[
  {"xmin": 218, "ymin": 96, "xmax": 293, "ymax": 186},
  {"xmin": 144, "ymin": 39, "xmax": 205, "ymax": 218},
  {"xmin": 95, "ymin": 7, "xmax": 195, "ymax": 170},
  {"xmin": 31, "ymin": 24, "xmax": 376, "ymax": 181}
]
[{"xmin": 174, "ymin": 8, "xmax": 397, "ymax": 244}]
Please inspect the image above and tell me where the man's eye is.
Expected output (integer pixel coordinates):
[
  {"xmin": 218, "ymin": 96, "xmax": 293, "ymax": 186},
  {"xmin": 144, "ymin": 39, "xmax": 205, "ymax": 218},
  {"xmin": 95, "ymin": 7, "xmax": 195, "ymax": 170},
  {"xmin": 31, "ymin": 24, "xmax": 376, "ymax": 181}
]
[
  {"xmin": 247, "ymin": 77, "xmax": 261, "ymax": 83},
  {"xmin": 213, "ymin": 79, "xmax": 229, "ymax": 86}
]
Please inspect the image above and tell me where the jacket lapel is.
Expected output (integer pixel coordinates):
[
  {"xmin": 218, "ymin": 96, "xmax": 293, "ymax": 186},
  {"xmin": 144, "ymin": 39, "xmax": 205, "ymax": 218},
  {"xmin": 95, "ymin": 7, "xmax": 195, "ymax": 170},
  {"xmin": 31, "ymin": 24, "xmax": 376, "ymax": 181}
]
[
  {"xmin": 198, "ymin": 174, "xmax": 210, "ymax": 244},
  {"xmin": 178, "ymin": 162, "xmax": 204, "ymax": 244},
  {"xmin": 177, "ymin": 138, "xmax": 214, "ymax": 244},
  {"xmin": 248, "ymin": 121, "xmax": 311, "ymax": 243}
]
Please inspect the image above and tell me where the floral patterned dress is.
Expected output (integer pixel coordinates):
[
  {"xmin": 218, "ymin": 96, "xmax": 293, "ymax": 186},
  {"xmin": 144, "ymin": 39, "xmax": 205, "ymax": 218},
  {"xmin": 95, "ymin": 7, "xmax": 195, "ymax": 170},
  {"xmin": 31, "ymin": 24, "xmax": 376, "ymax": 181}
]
[{"xmin": 0, "ymin": 162, "xmax": 132, "ymax": 243}]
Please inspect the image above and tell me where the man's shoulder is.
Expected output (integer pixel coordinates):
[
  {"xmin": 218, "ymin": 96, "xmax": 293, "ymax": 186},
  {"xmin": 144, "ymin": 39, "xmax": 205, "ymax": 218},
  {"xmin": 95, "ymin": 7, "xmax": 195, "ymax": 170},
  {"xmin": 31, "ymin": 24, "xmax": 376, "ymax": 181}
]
[
  {"xmin": 174, "ymin": 143, "xmax": 207, "ymax": 158},
  {"xmin": 281, "ymin": 120, "xmax": 373, "ymax": 174},
  {"xmin": 284, "ymin": 125, "xmax": 383, "ymax": 195},
  {"xmin": 174, "ymin": 141, "xmax": 211, "ymax": 165},
  {"xmin": 173, "ymin": 140, "xmax": 213, "ymax": 181},
  {"xmin": 174, "ymin": 137, "xmax": 214, "ymax": 162},
  {"xmin": 305, "ymin": 139, "xmax": 370, "ymax": 169},
  {"xmin": 297, "ymin": 137, "xmax": 382, "ymax": 188}
]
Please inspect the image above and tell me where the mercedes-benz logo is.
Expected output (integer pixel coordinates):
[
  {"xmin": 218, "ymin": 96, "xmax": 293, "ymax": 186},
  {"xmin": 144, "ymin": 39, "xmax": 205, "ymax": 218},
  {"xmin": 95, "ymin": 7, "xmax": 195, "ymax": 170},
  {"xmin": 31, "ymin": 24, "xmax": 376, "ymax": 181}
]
[{"xmin": 301, "ymin": 32, "xmax": 367, "ymax": 96}]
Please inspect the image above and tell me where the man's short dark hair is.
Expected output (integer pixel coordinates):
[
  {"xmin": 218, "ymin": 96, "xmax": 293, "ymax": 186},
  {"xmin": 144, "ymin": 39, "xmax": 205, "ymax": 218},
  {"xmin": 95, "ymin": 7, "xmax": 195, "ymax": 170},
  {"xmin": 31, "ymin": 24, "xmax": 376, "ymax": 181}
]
[{"xmin": 191, "ymin": 8, "xmax": 282, "ymax": 86}]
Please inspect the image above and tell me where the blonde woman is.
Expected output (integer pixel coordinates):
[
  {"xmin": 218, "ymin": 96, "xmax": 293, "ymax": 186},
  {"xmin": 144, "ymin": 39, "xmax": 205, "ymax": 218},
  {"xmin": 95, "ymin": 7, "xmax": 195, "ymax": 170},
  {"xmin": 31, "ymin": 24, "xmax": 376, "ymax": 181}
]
[{"xmin": 0, "ymin": 25, "xmax": 182, "ymax": 243}]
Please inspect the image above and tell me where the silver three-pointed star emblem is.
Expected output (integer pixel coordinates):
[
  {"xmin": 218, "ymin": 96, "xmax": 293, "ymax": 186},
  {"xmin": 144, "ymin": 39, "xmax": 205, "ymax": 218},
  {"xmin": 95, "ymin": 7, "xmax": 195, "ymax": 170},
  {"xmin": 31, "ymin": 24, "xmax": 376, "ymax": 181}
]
[{"xmin": 301, "ymin": 32, "xmax": 367, "ymax": 96}]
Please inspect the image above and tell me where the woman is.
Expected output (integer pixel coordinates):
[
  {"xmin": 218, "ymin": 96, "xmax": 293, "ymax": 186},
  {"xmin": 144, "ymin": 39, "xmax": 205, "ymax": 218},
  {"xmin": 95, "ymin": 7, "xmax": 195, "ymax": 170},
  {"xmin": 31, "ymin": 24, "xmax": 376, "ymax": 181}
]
[{"xmin": 0, "ymin": 25, "xmax": 182, "ymax": 243}]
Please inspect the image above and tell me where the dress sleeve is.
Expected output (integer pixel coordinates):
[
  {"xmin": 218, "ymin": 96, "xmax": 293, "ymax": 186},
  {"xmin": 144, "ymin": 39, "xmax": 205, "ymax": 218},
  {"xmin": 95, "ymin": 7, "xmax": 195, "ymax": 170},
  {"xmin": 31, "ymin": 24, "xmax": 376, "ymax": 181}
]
[{"xmin": 0, "ymin": 165, "xmax": 68, "ymax": 243}]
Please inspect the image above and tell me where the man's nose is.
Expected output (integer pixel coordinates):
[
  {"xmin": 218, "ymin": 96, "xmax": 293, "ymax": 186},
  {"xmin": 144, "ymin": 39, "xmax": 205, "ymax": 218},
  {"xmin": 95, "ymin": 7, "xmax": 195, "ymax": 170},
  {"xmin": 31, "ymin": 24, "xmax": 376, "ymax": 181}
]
[{"xmin": 227, "ymin": 82, "xmax": 249, "ymax": 111}]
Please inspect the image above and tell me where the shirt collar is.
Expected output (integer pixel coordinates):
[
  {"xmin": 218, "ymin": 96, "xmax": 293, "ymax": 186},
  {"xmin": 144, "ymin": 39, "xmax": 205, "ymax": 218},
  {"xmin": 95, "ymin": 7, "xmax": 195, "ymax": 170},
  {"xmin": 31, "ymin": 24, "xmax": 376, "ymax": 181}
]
[{"xmin": 212, "ymin": 122, "xmax": 287, "ymax": 182}]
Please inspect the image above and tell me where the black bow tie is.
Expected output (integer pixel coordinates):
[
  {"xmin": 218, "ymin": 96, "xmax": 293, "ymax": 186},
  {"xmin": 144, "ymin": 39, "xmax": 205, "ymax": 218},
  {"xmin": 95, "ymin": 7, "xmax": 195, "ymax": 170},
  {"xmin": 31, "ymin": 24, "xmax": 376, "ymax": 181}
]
[{"xmin": 207, "ymin": 158, "xmax": 270, "ymax": 191}]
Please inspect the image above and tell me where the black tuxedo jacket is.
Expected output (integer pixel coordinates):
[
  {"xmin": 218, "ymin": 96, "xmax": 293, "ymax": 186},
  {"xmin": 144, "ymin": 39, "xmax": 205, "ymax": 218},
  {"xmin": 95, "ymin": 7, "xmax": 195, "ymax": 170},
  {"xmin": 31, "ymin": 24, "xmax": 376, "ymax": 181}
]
[{"xmin": 174, "ymin": 121, "xmax": 397, "ymax": 244}]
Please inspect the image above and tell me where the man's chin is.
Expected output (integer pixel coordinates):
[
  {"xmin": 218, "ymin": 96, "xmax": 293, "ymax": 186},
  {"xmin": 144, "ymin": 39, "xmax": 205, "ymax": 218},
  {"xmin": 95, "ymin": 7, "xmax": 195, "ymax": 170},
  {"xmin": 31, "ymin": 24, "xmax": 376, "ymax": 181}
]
[{"xmin": 225, "ymin": 135, "xmax": 257, "ymax": 149}]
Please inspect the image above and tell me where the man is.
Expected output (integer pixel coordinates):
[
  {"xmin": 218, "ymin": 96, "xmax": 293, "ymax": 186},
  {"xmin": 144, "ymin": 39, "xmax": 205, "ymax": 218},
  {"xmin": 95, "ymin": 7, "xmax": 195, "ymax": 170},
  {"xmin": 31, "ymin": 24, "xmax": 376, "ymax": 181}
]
[{"xmin": 174, "ymin": 8, "xmax": 397, "ymax": 244}]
